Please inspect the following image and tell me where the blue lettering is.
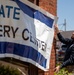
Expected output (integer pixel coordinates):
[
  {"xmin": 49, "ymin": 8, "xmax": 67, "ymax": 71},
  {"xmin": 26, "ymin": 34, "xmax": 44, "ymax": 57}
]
[
  {"xmin": 13, "ymin": 7, "xmax": 20, "ymax": 20},
  {"xmin": 6, "ymin": 6, "xmax": 13, "ymax": 18},
  {"xmin": 0, "ymin": 5, "xmax": 5, "ymax": 17},
  {"xmin": 0, "ymin": 5, "xmax": 20, "ymax": 20}
]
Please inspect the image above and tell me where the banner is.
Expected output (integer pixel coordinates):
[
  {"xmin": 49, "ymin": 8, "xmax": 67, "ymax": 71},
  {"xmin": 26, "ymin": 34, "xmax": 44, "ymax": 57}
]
[{"xmin": 0, "ymin": 0, "xmax": 56, "ymax": 71}]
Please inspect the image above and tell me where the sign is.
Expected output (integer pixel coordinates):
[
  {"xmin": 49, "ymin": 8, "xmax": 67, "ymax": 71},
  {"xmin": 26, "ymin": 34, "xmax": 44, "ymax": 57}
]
[{"xmin": 0, "ymin": 0, "xmax": 56, "ymax": 71}]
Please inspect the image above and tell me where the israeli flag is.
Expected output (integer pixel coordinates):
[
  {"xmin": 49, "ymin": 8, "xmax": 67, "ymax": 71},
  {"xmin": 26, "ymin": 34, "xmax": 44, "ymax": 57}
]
[{"xmin": 0, "ymin": 0, "xmax": 57, "ymax": 71}]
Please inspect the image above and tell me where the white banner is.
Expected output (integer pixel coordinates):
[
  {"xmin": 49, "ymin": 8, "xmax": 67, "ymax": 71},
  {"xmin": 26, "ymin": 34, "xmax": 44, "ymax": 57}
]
[{"xmin": 0, "ymin": 0, "xmax": 57, "ymax": 71}]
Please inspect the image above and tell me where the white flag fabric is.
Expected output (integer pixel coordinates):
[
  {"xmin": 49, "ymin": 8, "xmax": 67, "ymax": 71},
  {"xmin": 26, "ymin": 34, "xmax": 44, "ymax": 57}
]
[{"xmin": 0, "ymin": 0, "xmax": 56, "ymax": 71}]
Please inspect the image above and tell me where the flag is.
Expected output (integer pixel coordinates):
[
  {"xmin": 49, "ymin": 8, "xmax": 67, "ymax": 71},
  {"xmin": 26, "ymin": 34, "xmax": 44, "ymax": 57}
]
[{"xmin": 0, "ymin": 0, "xmax": 57, "ymax": 71}]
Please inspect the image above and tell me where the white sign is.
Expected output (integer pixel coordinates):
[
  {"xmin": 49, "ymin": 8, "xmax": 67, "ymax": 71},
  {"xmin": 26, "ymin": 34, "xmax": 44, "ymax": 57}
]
[{"xmin": 0, "ymin": 0, "xmax": 56, "ymax": 71}]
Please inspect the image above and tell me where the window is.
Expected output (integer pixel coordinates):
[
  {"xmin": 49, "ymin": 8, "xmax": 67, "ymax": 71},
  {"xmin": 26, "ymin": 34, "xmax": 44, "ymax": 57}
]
[{"xmin": 28, "ymin": 0, "xmax": 39, "ymax": 6}]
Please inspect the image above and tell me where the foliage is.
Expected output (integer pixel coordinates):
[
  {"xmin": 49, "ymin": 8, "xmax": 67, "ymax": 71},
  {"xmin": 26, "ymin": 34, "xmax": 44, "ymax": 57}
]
[
  {"xmin": 0, "ymin": 63, "xmax": 21, "ymax": 75},
  {"xmin": 54, "ymin": 63, "xmax": 73, "ymax": 75},
  {"xmin": 54, "ymin": 68, "xmax": 72, "ymax": 75}
]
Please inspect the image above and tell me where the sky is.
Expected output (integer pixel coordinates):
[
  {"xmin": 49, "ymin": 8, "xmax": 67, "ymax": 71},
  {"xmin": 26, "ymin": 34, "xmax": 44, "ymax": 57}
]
[{"xmin": 57, "ymin": 0, "xmax": 74, "ymax": 31}]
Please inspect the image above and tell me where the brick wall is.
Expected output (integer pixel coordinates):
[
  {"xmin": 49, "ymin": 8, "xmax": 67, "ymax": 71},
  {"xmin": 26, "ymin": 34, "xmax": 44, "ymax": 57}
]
[
  {"xmin": 28, "ymin": 0, "xmax": 57, "ymax": 75},
  {"xmin": 39, "ymin": 0, "xmax": 57, "ymax": 16}
]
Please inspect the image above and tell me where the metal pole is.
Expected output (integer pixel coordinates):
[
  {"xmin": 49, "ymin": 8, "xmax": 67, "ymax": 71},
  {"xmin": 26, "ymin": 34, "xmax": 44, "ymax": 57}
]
[{"xmin": 64, "ymin": 19, "xmax": 66, "ymax": 31}]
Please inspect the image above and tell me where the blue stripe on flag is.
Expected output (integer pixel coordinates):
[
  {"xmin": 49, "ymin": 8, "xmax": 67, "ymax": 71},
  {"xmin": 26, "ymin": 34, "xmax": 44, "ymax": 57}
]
[
  {"xmin": 0, "ymin": 42, "xmax": 47, "ymax": 68},
  {"xmin": 34, "ymin": 11, "xmax": 54, "ymax": 28},
  {"xmin": 14, "ymin": 0, "xmax": 54, "ymax": 28}
]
